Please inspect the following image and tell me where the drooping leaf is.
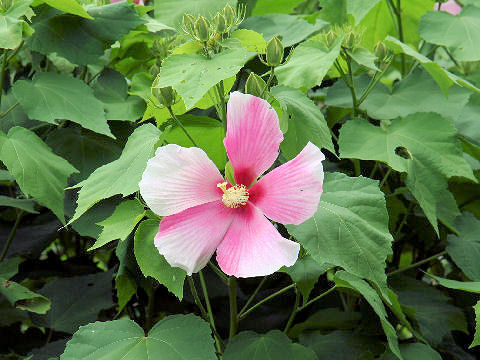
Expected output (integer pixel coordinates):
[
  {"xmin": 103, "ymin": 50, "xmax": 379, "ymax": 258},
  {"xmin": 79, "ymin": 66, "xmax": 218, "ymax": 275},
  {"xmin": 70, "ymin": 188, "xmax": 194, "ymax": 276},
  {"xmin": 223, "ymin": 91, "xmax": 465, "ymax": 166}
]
[
  {"xmin": 223, "ymin": 330, "xmax": 294, "ymax": 360},
  {"xmin": 419, "ymin": 6, "xmax": 480, "ymax": 62},
  {"xmin": 156, "ymin": 48, "xmax": 248, "ymax": 110},
  {"xmin": 0, "ymin": 258, "xmax": 21, "ymax": 279},
  {"xmin": 335, "ymin": 271, "xmax": 402, "ymax": 360},
  {"xmin": 380, "ymin": 343, "xmax": 442, "ymax": 360},
  {"xmin": 271, "ymin": 85, "xmax": 334, "ymax": 159},
  {"xmin": 61, "ymin": 314, "xmax": 217, "ymax": 360},
  {"xmin": 0, "ymin": 195, "xmax": 37, "ymax": 213},
  {"xmin": 0, "ymin": 127, "xmax": 78, "ymax": 222},
  {"xmin": 287, "ymin": 173, "xmax": 393, "ymax": 298},
  {"xmin": 0, "ymin": 278, "xmax": 51, "ymax": 314},
  {"xmin": 12, "ymin": 72, "xmax": 113, "ymax": 137},
  {"xmin": 40, "ymin": 0, "xmax": 92, "ymax": 19},
  {"xmin": 89, "ymin": 199, "xmax": 145, "ymax": 250},
  {"xmin": 446, "ymin": 212, "xmax": 480, "ymax": 281},
  {"xmin": 31, "ymin": 271, "xmax": 114, "ymax": 333},
  {"xmin": 471, "ymin": 301, "xmax": 480, "ymax": 348},
  {"xmin": 426, "ymin": 273, "xmax": 480, "ymax": 293},
  {"xmin": 69, "ymin": 124, "xmax": 161, "ymax": 223},
  {"xmin": 134, "ymin": 220, "xmax": 186, "ymax": 300}
]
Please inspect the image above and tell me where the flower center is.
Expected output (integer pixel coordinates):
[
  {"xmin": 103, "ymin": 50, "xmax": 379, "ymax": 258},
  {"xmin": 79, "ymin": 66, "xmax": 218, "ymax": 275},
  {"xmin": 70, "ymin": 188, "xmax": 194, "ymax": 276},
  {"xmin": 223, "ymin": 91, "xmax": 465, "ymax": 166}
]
[{"xmin": 217, "ymin": 182, "xmax": 249, "ymax": 208}]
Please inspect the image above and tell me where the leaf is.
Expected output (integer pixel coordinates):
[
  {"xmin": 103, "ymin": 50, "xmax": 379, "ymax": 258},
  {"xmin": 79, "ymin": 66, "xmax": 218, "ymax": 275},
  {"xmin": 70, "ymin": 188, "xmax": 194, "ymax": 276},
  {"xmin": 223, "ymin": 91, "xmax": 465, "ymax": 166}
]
[
  {"xmin": 29, "ymin": 2, "xmax": 145, "ymax": 65},
  {"xmin": 0, "ymin": 0, "xmax": 33, "ymax": 49},
  {"xmin": 41, "ymin": 0, "xmax": 92, "ymax": 19},
  {"xmin": 69, "ymin": 124, "xmax": 161, "ymax": 223},
  {"xmin": 134, "ymin": 220, "xmax": 186, "ymax": 300},
  {"xmin": 31, "ymin": 271, "xmax": 114, "ymax": 333},
  {"xmin": 0, "ymin": 257, "xmax": 21, "ymax": 279},
  {"xmin": 282, "ymin": 256, "xmax": 331, "ymax": 299},
  {"xmin": 471, "ymin": 301, "xmax": 480, "ymax": 348},
  {"xmin": 0, "ymin": 278, "xmax": 51, "ymax": 314},
  {"xmin": 252, "ymin": 0, "xmax": 305, "ymax": 15},
  {"xmin": 276, "ymin": 36, "xmax": 344, "ymax": 90},
  {"xmin": 71, "ymin": 198, "xmax": 121, "ymax": 239},
  {"xmin": 30, "ymin": 339, "xmax": 68, "ymax": 360},
  {"xmin": 0, "ymin": 91, "xmax": 41, "ymax": 133},
  {"xmin": 335, "ymin": 271, "xmax": 402, "ymax": 360},
  {"xmin": 270, "ymin": 85, "xmax": 334, "ymax": 159},
  {"xmin": 12, "ymin": 73, "xmax": 112, "ymax": 137},
  {"xmin": 115, "ymin": 235, "xmax": 138, "ymax": 311},
  {"xmin": 446, "ymin": 212, "xmax": 480, "ymax": 281},
  {"xmin": 419, "ymin": 6, "xmax": 480, "ymax": 62},
  {"xmin": 457, "ymin": 93, "xmax": 480, "ymax": 147},
  {"xmin": 156, "ymin": 48, "xmax": 247, "ymax": 110},
  {"xmin": 348, "ymin": 47, "xmax": 379, "ymax": 71},
  {"xmin": 292, "ymin": 343, "xmax": 318, "ymax": 360},
  {"xmin": 92, "ymin": 69, "xmax": 145, "ymax": 122},
  {"xmin": 153, "ymin": 0, "xmax": 235, "ymax": 27},
  {"xmin": 286, "ymin": 173, "xmax": 393, "ymax": 298},
  {"xmin": 319, "ymin": 0, "xmax": 383, "ymax": 25},
  {"xmin": 89, "ymin": 200, "xmax": 145, "ymax": 250},
  {"xmin": 61, "ymin": 314, "xmax": 217, "ymax": 360},
  {"xmin": 0, "ymin": 127, "xmax": 78, "ymax": 222},
  {"xmin": 223, "ymin": 331, "xmax": 294, "ymax": 360},
  {"xmin": 239, "ymin": 14, "xmax": 328, "ymax": 47},
  {"xmin": 230, "ymin": 29, "xmax": 266, "ymax": 53},
  {"xmin": 384, "ymin": 36, "xmax": 480, "ymax": 95},
  {"xmin": 0, "ymin": 195, "xmax": 37, "ymax": 213},
  {"xmin": 380, "ymin": 343, "xmax": 442, "ymax": 360},
  {"xmin": 426, "ymin": 273, "xmax": 480, "ymax": 293}
]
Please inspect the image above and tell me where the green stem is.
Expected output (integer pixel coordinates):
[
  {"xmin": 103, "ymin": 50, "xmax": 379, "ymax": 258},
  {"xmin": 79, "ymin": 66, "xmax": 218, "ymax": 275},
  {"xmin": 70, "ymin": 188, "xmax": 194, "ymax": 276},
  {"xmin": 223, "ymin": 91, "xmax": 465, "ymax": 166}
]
[
  {"xmin": 199, "ymin": 271, "xmax": 223, "ymax": 354},
  {"xmin": 238, "ymin": 283, "xmax": 295, "ymax": 320},
  {"xmin": 344, "ymin": 51, "xmax": 358, "ymax": 116},
  {"xmin": 260, "ymin": 67, "xmax": 275, "ymax": 97},
  {"xmin": 394, "ymin": 202, "xmax": 413, "ymax": 239},
  {"xmin": 353, "ymin": 159, "xmax": 361, "ymax": 176},
  {"xmin": 0, "ymin": 210, "xmax": 23, "ymax": 262},
  {"xmin": 0, "ymin": 101, "xmax": 19, "ymax": 119},
  {"xmin": 443, "ymin": 46, "xmax": 462, "ymax": 71},
  {"xmin": 369, "ymin": 162, "xmax": 378, "ymax": 178},
  {"xmin": 283, "ymin": 289, "xmax": 300, "ymax": 333},
  {"xmin": 145, "ymin": 282, "xmax": 155, "ymax": 332},
  {"xmin": 239, "ymin": 276, "xmax": 268, "ymax": 315},
  {"xmin": 208, "ymin": 261, "xmax": 228, "ymax": 284},
  {"xmin": 6, "ymin": 41, "xmax": 23, "ymax": 64},
  {"xmin": 167, "ymin": 107, "xmax": 198, "ymax": 147},
  {"xmin": 0, "ymin": 49, "xmax": 7, "ymax": 108},
  {"xmin": 357, "ymin": 61, "xmax": 392, "ymax": 106},
  {"xmin": 297, "ymin": 285, "xmax": 337, "ymax": 312},
  {"xmin": 216, "ymin": 81, "xmax": 227, "ymax": 134},
  {"xmin": 228, "ymin": 277, "xmax": 238, "ymax": 340},
  {"xmin": 379, "ymin": 167, "xmax": 392, "ymax": 188},
  {"xmin": 388, "ymin": 0, "xmax": 406, "ymax": 75},
  {"xmin": 387, "ymin": 250, "xmax": 447, "ymax": 277},
  {"xmin": 187, "ymin": 276, "xmax": 208, "ymax": 319}
]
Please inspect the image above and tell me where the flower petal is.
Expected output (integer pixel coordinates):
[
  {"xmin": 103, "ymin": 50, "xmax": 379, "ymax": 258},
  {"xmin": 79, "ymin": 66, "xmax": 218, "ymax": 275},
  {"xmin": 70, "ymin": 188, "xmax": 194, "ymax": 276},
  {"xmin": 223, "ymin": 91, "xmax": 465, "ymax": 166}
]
[
  {"xmin": 216, "ymin": 203, "xmax": 300, "ymax": 277},
  {"xmin": 249, "ymin": 142, "xmax": 325, "ymax": 225},
  {"xmin": 155, "ymin": 201, "xmax": 235, "ymax": 275},
  {"xmin": 224, "ymin": 92, "xmax": 283, "ymax": 186},
  {"xmin": 139, "ymin": 144, "xmax": 224, "ymax": 216}
]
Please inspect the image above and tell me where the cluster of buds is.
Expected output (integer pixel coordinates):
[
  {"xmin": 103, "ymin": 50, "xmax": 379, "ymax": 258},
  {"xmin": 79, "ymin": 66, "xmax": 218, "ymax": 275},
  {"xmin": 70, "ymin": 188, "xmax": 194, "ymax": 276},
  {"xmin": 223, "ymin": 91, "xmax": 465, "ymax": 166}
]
[
  {"xmin": 181, "ymin": 4, "xmax": 246, "ymax": 44},
  {"xmin": 374, "ymin": 41, "xmax": 393, "ymax": 68},
  {"xmin": 0, "ymin": 0, "xmax": 12, "ymax": 11},
  {"xmin": 150, "ymin": 36, "xmax": 181, "ymax": 76},
  {"xmin": 259, "ymin": 36, "xmax": 286, "ymax": 67},
  {"xmin": 321, "ymin": 25, "xmax": 363, "ymax": 50},
  {"xmin": 151, "ymin": 74, "xmax": 178, "ymax": 108}
]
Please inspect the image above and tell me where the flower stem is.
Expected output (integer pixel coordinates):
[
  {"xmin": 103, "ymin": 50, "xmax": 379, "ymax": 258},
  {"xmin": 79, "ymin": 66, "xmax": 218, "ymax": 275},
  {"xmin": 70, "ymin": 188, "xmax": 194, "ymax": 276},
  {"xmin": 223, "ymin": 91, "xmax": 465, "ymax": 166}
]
[
  {"xmin": 238, "ymin": 283, "xmax": 295, "ymax": 320},
  {"xmin": 199, "ymin": 271, "xmax": 223, "ymax": 354},
  {"xmin": 167, "ymin": 106, "xmax": 198, "ymax": 147},
  {"xmin": 216, "ymin": 80, "xmax": 228, "ymax": 134},
  {"xmin": 379, "ymin": 167, "xmax": 392, "ymax": 188},
  {"xmin": 297, "ymin": 285, "xmax": 337, "ymax": 312},
  {"xmin": 283, "ymin": 289, "xmax": 300, "ymax": 333},
  {"xmin": 239, "ymin": 276, "xmax": 268, "ymax": 315},
  {"xmin": 0, "ymin": 49, "xmax": 7, "ymax": 109},
  {"xmin": 387, "ymin": 250, "xmax": 447, "ymax": 277},
  {"xmin": 0, "ymin": 101, "xmax": 19, "ymax": 119},
  {"xmin": 260, "ymin": 67, "xmax": 275, "ymax": 97},
  {"xmin": 0, "ymin": 210, "xmax": 23, "ymax": 262},
  {"xmin": 228, "ymin": 277, "xmax": 238, "ymax": 340},
  {"xmin": 187, "ymin": 276, "xmax": 208, "ymax": 319},
  {"xmin": 208, "ymin": 261, "xmax": 228, "ymax": 284}
]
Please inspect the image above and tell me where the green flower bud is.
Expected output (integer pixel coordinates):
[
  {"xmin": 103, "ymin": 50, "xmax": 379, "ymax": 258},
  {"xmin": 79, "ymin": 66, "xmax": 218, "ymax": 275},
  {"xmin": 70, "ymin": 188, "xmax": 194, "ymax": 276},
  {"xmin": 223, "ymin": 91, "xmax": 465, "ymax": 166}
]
[
  {"xmin": 213, "ymin": 12, "xmax": 227, "ymax": 34},
  {"xmin": 265, "ymin": 36, "xmax": 284, "ymax": 67},
  {"xmin": 325, "ymin": 30, "xmax": 337, "ymax": 48},
  {"xmin": 152, "ymin": 76, "xmax": 177, "ymax": 107},
  {"xmin": 374, "ymin": 41, "xmax": 387, "ymax": 61},
  {"xmin": 194, "ymin": 16, "xmax": 211, "ymax": 42},
  {"xmin": 223, "ymin": 4, "xmax": 236, "ymax": 25},
  {"xmin": 245, "ymin": 73, "xmax": 267, "ymax": 98},
  {"xmin": 343, "ymin": 31, "xmax": 356, "ymax": 49}
]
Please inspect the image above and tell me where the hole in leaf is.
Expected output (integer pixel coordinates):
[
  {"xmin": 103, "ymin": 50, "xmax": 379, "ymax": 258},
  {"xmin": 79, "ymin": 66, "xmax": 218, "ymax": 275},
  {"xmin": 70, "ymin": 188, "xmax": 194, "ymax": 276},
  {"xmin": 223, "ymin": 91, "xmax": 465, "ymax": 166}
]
[{"xmin": 394, "ymin": 146, "xmax": 412, "ymax": 160}]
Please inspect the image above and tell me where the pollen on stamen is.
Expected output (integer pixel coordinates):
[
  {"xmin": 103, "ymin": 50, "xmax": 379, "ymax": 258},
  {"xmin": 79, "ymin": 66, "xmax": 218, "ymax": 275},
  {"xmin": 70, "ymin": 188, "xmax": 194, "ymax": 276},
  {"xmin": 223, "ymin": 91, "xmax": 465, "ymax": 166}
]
[{"xmin": 217, "ymin": 182, "xmax": 249, "ymax": 208}]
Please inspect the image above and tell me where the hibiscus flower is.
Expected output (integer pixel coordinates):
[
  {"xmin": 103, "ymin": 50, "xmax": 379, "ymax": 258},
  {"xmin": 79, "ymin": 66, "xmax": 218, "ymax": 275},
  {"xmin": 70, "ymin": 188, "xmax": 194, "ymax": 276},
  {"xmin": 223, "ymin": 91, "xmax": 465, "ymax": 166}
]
[
  {"xmin": 110, "ymin": 0, "xmax": 144, "ymax": 5},
  {"xmin": 434, "ymin": 0, "xmax": 461, "ymax": 15},
  {"xmin": 139, "ymin": 92, "xmax": 325, "ymax": 277}
]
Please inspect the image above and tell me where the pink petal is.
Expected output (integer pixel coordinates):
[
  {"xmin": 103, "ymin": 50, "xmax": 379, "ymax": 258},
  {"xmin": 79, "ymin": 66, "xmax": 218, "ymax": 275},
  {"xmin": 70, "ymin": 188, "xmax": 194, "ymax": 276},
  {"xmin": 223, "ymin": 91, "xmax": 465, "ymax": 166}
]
[
  {"xmin": 155, "ymin": 201, "xmax": 235, "ymax": 275},
  {"xmin": 434, "ymin": 1, "xmax": 461, "ymax": 15},
  {"xmin": 139, "ymin": 144, "xmax": 223, "ymax": 216},
  {"xmin": 216, "ymin": 203, "xmax": 300, "ymax": 277},
  {"xmin": 224, "ymin": 92, "xmax": 283, "ymax": 187},
  {"xmin": 249, "ymin": 142, "xmax": 325, "ymax": 225}
]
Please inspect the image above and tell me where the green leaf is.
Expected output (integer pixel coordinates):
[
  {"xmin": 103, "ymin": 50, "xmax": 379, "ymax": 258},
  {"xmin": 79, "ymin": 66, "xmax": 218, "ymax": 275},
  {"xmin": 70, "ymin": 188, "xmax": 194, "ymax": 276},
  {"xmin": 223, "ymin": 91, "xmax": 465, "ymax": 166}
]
[
  {"xmin": 0, "ymin": 127, "xmax": 78, "ymax": 222},
  {"xmin": 0, "ymin": 0, "xmax": 33, "ymax": 49},
  {"xmin": 0, "ymin": 278, "xmax": 51, "ymax": 314},
  {"xmin": 384, "ymin": 36, "xmax": 480, "ymax": 95},
  {"xmin": 276, "ymin": 36, "xmax": 344, "ymax": 90},
  {"xmin": 134, "ymin": 220, "xmax": 186, "ymax": 300},
  {"xmin": 446, "ymin": 212, "xmax": 480, "ymax": 281},
  {"xmin": 0, "ymin": 91, "xmax": 41, "ymax": 133},
  {"xmin": 335, "ymin": 271, "xmax": 402, "ymax": 360},
  {"xmin": 71, "ymin": 198, "xmax": 121, "ymax": 239},
  {"xmin": 41, "ymin": 0, "xmax": 92, "ymax": 19},
  {"xmin": 471, "ymin": 301, "xmax": 480, "ymax": 348},
  {"xmin": 286, "ymin": 173, "xmax": 393, "ymax": 298},
  {"xmin": 29, "ymin": 2, "xmax": 145, "ymax": 65},
  {"xmin": 282, "ymin": 256, "xmax": 331, "ymax": 299},
  {"xmin": 93, "ymin": 69, "xmax": 145, "ymax": 122},
  {"xmin": 380, "ymin": 343, "xmax": 441, "ymax": 360},
  {"xmin": 223, "ymin": 331, "xmax": 294, "ymax": 359},
  {"xmin": 348, "ymin": 47, "xmax": 379, "ymax": 71},
  {"xmin": 0, "ymin": 195, "xmax": 37, "ymax": 213},
  {"xmin": 300, "ymin": 330, "xmax": 370, "ymax": 360},
  {"xmin": 12, "ymin": 72, "xmax": 113, "ymax": 137},
  {"xmin": 457, "ymin": 93, "xmax": 480, "ymax": 147},
  {"xmin": 319, "ymin": 0, "xmax": 385, "ymax": 25},
  {"xmin": 271, "ymin": 85, "xmax": 334, "ymax": 159},
  {"xmin": 31, "ymin": 271, "xmax": 114, "ymax": 333},
  {"xmin": 291, "ymin": 343, "xmax": 318, "ymax": 360},
  {"xmin": 156, "ymin": 48, "xmax": 247, "ymax": 110},
  {"xmin": 89, "ymin": 200, "xmax": 145, "ymax": 251},
  {"xmin": 230, "ymin": 29, "xmax": 266, "ymax": 53},
  {"xmin": 115, "ymin": 235, "xmax": 138, "ymax": 311},
  {"xmin": 0, "ymin": 257, "xmax": 21, "ymax": 279},
  {"xmin": 419, "ymin": 6, "xmax": 480, "ymax": 62},
  {"xmin": 240, "ymin": 14, "xmax": 328, "ymax": 47},
  {"xmin": 425, "ymin": 273, "xmax": 480, "ymax": 293},
  {"xmin": 153, "ymin": 0, "xmax": 235, "ymax": 27},
  {"xmin": 61, "ymin": 314, "xmax": 217, "ymax": 359},
  {"xmin": 252, "ymin": 0, "xmax": 305, "ymax": 15},
  {"xmin": 69, "ymin": 124, "xmax": 161, "ymax": 223}
]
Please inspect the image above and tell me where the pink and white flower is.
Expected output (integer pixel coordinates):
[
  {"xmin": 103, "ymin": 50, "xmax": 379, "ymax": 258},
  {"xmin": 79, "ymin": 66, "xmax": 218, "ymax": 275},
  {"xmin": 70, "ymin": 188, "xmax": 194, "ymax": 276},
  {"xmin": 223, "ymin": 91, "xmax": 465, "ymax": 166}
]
[
  {"xmin": 110, "ymin": 0, "xmax": 144, "ymax": 5},
  {"xmin": 139, "ymin": 92, "xmax": 325, "ymax": 278},
  {"xmin": 434, "ymin": 0, "xmax": 461, "ymax": 15}
]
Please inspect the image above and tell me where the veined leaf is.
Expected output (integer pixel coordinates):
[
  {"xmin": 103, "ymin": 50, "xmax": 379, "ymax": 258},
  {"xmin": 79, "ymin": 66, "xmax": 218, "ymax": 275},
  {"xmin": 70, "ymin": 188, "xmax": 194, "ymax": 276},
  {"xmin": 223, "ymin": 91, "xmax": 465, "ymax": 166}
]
[{"xmin": 223, "ymin": 331, "xmax": 294, "ymax": 360}]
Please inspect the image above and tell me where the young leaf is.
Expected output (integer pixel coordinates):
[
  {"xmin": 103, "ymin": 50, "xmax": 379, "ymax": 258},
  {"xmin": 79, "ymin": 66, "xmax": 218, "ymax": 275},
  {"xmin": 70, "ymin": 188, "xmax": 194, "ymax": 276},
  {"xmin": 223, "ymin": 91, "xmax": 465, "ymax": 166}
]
[
  {"xmin": 287, "ymin": 173, "xmax": 393, "ymax": 298},
  {"xmin": 69, "ymin": 124, "xmax": 161, "ymax": 223},
  {"xmin": 134, "ymin": 219, "xmax": 186, "ymax": 300},
  {"xmin": 61, "ymin": 314, "xmax": 217, "ymax": 360},
  {"xmin": 0, "ymin": 127, "xmax": 78, "ymax": 222}
]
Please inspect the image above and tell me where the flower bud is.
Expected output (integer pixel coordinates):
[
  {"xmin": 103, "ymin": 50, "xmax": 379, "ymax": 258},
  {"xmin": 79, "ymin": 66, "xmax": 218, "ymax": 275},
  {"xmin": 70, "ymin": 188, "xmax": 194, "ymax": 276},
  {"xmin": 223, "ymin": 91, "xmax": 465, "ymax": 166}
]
[
  {"xmin": 245, "ymin": 73, "xmax": 267, "ymax": 98},
  {"xmin": 223, "ymin": 4, "xmax": 236, "ymax": 25},
  {"xmin": 325, "ymin": 30, "xmax": 337, "ymax": 48},
  {"xmin": 343, "ymin": 31, "xmax": 356, "ymax": 49},
  {"xmin": 194, "ymin": 16, "xmax": 211, "ymax": 42},
  {"xmin": 182, "ymin": 13, "xmax": 196, "ymax": 33},
  {"xmin": 374, "ymin": 41, "xmax": 387, "ymax": 61},
  {"xmin": 265, "ymin": 36, "xmax": 284, "ymax": 67},
  {"xmin": 152, "ymin": 76, "xmax": 177, "ymax": 107},
  {"xmin": 213, "ymin": 12, "xmax": 227, "ymax": 34}
]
